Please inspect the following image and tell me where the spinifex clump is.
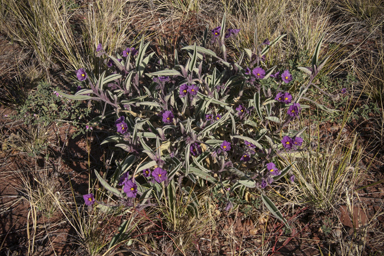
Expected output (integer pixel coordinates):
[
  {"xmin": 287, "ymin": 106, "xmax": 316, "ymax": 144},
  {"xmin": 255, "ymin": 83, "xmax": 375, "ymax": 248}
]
[{"xmin": 60, "ymin": 15, "xmax": 328, "ymax": 229}]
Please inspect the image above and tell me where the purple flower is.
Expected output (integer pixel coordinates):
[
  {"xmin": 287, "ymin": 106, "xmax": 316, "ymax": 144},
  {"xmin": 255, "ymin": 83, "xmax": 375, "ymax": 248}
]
[
  {"xmin": 215, "ymin": 114, "xmax": 221, "ymax": 121},
  {"xmin": 252, "ymin": 67, "xmax": 265, "ymax": 79},
  {"xmin": 188, "ymin": 85, "xmax": 199, "ymax": 96},
  {"xmin": 293, "ymin": 137, "xmax": 303, "ymax": 147},
  {"xmin": 290, "ymin": 175, "xmax": 295, "ymax": 183},
  {"xmin": 152, "ymin": 167, "xmax": 167, "ymax": 183},
  {"xmin": 281, "ymin": 70, "xmax": 292, "ymax": 83},
  {"xmin": 143, "ymin": 169, "xmax": 151, "ymax": 177},
  {"xmin": 206, "ymin": 114, "xmax": 213, "ymax": 121},
  {"xmin": 287, "ymin": 103, "xmax": 301, "ymax": 117},
  {"xmin": 267, "ymin": 162, "xmax": 280, "ymax": 176},
  {"xmin": 76, "ymin": 68, "xmax": 87, "ymax": 81},
  {"xmin": 159, "ymin": 76, "xmax": 170, "ymax": 82},
  {"xmin": 107, "ymin": 59, "xmax": 114, "ymax": 67},
  {"xmin": 83, "ymin": 193, "xmax": 95, "ymax": 206},
  {"xmin": 275, "ymin": 92, "xmax": 284, "ymax": 102},
  {"xmin": 212, "ymin": 26, "xmax": 221, "ymax": 37},
  {"xmin": 225, "ymin": 201, "xmax": 233, "ymax": 211},
  {"xmin": 122, "ymin": 47, "xmax": 137, "ymax": 57},
  {"xmin": 96, "ymin": 43, "xmax": 103, "ymax": 52},
  {"xmin": 179, "ymin": 84, "xmax": 188, "ymax": 97},
  {"xmin": 236, "ymin": 105, "xmax": 247, "ymax": 116},
  {"xmin": 260, "ymin": 179, "xmax": 268, "ymax": 189},
  {"xmin": 190, "ymin": 143, "xmax": 202, "ymax": 156},
  {"xmin": 341, "ymin": 88, "xmax": 347, "ymax": 94},
  {"xmin": 244, "ymin": 141, "xmax": 256, "ymax": 148},
  {"xmin": 115, "ymin": 116, "xmax": 128, "ymax": 134},
  {"xmin": 76, "ymin": 86, "xmax": 82, "ymax": 92},
  {"xmin": 283, "ymin": 92, "xmax": 292, "ymax": 104},
  {"xmin": 245, "ymin": 67, "xmax": 251, "ymax": 75},
  {"xmin": 86, "ymin": 125, "xmax": 93, "ymax": 130},
  {"xmin": 225, "ymin": 28, "xmax": 240, "ymax": 38},
  {"xmin": 263, "ymin": 39, "xmax": 270, "ymax": 45},
  {"xmin": 162, "ymin": 111, "xmax": 174, "ymax": 124},
  {"xmin": 240, "ymin": 154, "xmax": 250, "ymax": 161},
  {"xmin": 282, "ymin": 136, "xmax": 293, "ymax": 149},
  {"xmin": 119, "ymin": 172, "xmax": 129, "ymax": 186},
  {"xmin": 123, "ymin": 180, "xmax": 137, "ymax": 198},
  {"xmin": 270, "ymin": 71, "xmax": 280, "ymax": 78},
  {"xmin": 221, "ymin": 140, "xmax": 231, "ymax": 151},
  {"xmin": 261, "ymin": 55, "xmax": 266, "ymax": 61}
]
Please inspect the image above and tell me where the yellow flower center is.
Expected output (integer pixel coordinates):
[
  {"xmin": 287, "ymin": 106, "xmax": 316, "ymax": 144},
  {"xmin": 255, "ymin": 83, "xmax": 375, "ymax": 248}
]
[
  {"xmin": 82, "ymin": 74, "xmax": 85, "ymax": 77},
  {"xmin": 146, "ymin": 171, "xmax": 149, "ymax": 174},
  {"xmin": 257, "ymin": 73, "xmax": 260, "ymax": 76},
  {"xmin": 292, "ymin": 110, "xmax": 295, "ymax": 113},
  {"xmin": 241, "ymin": 109, "xmax": 243, "ymax": 112},
  {"xmin": 286, "ymin": 141, "xmax": 290, "ymax": 144},
  {"xmin": 216, "ymin": 117, "xmax": 220, "ymax": 120},
  {"xmin": 215, "ymin": 32, "xmax": 218, "ymax": 35},
  {"xmin": 223, "ymin": 146, "xmax": 226, "ymax": 149},
  {"xmin": 243, "ymin": 155, "xmax": 247, "ymax": 157},
  {"xmin": 88, "ymin": 198, "xmax": 92, "ymax": 201},
  {"xmin": 191, "ymin": 89, "xmax": 195, "ymax": 92},
  {"xmin": 285, "ymin": 97, "xmax": 288, "ymax": 100},
  {"xmin": 158, "ymin": 174, "xmax": 162, "ymax": 177},
  {"xmin": 193, "ymin": 148, "xmax": 196, "ymax": 152},
  {"xmin": 285, "ymin": 76, "xmax": 288, "ymax": 80},
  {"xmin": 270, "ymin": 169, "xmax": 274, "ymax": 172},
  {"xmin": 167, "ymin": 117, "xmax": 170, "ymax": 120},
  {"xmin": 130, "ymin": 187, "xmax": 134, "ymax": 191},
  {"xmin": 183, "ymin": 90, "xmax": 187, "ymax": 93},
  {"xmin": 279, "ymin": 97, "xmax": 282, "ymax": 100},
  {"xmin": 121, "ymin": 124, "xmax": 125, "ymax": 130}
]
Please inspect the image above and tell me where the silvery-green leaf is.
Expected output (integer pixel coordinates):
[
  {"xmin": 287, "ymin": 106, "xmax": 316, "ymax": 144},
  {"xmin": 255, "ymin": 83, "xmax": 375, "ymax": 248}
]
[
  {"xmin": 75, "ymin": 89, "xmax": 94, "ymax": 96},
  {"xmin": 189, "ymin": 43, "xmax": 197, "ymax": 72},
  {"xmin": 135, "ymin": 101, "xmax": 160, "ymax": 108},
  {"xmin": 292, "ymin": 127, "xmax": 307, "ymax": 138},
  {"xmin": 174, "ymin": 49, "xmax": 179, "ymax": 65},
  {"xmin": 262, "ymin": 66, "xmax": 277, "ymax": 80},
  {"xmin": 182, "ymin": 46, "xmax": 217, "ymax": 57},
  {"xmin": 138, "ymin": 52, "xmax": 154, "ymax": 77},
  {"xmin": 261, "ymin": 34, "xmax": 286, "ymax": 55},
  {"xmin": 95, "ymin": 170, "xmax": 123, "ymax": 198},
  {"xmin": 139, "ymin": 187, "xmax": 152, "ymax": 205},
  {"xmin": 231, "ymin": 135, "xmax": 263, "ymax": 150},
  {"xmin": 263, "ymin": 99, "xmax": 277, "ymax": 105},
  {"xmin": 228, "ymin": 167, "xmax": 245, "ymax": 177},
  {"xmin": 204, "ymin": 139, "xmax": 223, "ymax": 145},
  {"xmin": 103, "ymin": 74, "xmax": 122, "ymax": 86},
  {"xmin": 312, "ymin": 34, "xmax": 325, "ymax": 67},
  {"xmin": 147, "ymin": 69, "xmax": 182, "ymax": 77},
  {"xmin": 273, "ymin": 163, "xmax": 294, "ymax": 182},
  {"xmin": 192, "ymin": 157, "xmax": 211, "ymax": 174},
  {"xmin": 125, "ymin": 72, "xmax": 133, "ymax": 92},
  {"xmin": 101, "ymin": 135, "xmax": 122, "ymax": 145},
  {"xmin": 185, "ymin": 145, "xmax": 190, "ymax": 175},
  {"xmin": 244, "ymin": 120, "xmax": 258, "ymax": 128},
  {"xmin": 265, "ymin": 116, "xmax": 281, "ymax": 123},
  {"xmin": 58, "ymin": 91, "xmax": 92, "ymax": 100},
  {"xmin": 189, "ymin": 167, "xmax": 217, "ymax": 183},
  {"xmin": 121, "ymin": 95, "xmax": 148, "ymax": 105},
  {"xmin": 197, "ymin": 92, "xmax": 228, "ymax": 106},
  {"xmin": 135, "ymin": 161, "xmax": 157, "ymax": 176},
  {"xmin": 137, "ymin": 132, "xmax": 157, "ymax": 139},
  {"xmin": 244, "ymin": 48, "xmax": 252, "ymax": 60},
  {"xmin": 136, "ymin": 39, "xmax": 151, "ymax": 72},
  {"xmin": 199, "ymin": 112, "xmax": 229, "ymax": 136},
  {"xmin": 229, "ymin": 113, "xmax": 236, "ymax": 134},
  {"xmin": 254, "ymin": 92, "xmax": 263, "ymax": 121},
  {"xmin": 297, "ymin": 66, "xmax": 312, "ymax": 75},
  {"xmin": 261, "ymin": 193, "xmax": 290, "ymax": 230},
  {"xmin": 238, "ymin": 179, "xmax": 256, "ymax": 188}
]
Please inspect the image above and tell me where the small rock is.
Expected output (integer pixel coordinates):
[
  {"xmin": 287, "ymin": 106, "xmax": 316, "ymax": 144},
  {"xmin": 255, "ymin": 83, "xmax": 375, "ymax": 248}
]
[
  {"xmin": 249, "ymin": 228, "xmax": 258, "ymax": 235},
  {"xmin": 333, "ymin": 228, "xmax": 342, "ymax": 238}
]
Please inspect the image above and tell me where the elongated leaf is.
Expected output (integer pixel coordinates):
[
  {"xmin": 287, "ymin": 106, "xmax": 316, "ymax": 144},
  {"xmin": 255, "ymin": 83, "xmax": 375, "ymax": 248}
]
[
  {"xmin": 238, "ymin": 179, "xmax": 256, "ymax": 188},
  {"xmin": 244, "ymin": 119, "xmax": 258, "ymax": 128},
  {"xmin": 231, "ymin": 135, "xmax": 263, "ymax": 150},
  {"xmin": 261, "ymin": 34, "xmax": 286, "ymax": 55},
  {"xmin": 101, "ymin": 135, "xmax": 122, "ymax": 145},
  {"xmin": 261, "ymin": 193, "xmax": 290, "ymax": 229},
  {"xmin": 109, "ymin": 220, "xmax": 128, "ymax": 249},
  {"xmin": 58, "ymin": 91, "xmax": 92, "ymax": 100},
  {"xmin": 273, "ymin": 163, "xmax": 294, "ymax": 181},
  {"xmin": 312, "ymin": 34, "xmax": 325, "ymax": 67},
  {"xmin": 137, "ymin": 132, "xmax": 157, "ymax": 138},
  {"xmin": 297, "ymin": 66, "xmax": 312, "ymax": 75},
  {"xmin": 138, "ymin": 52, "xmax": 154, "ymax": 77},
  {"xmin": 265, "ymin": 116, "xmax": 281, "ymax": 123},
  {"xmin": 75, "ymin": 89, "xmax": 93, "ymax": 95},
  {"xmin": 254, "ymin": 92, "xmax": 263, "ymax": 121},
  {"xmin": 95, "ymin": 170, "xmax": 123, "ymax": 198},
  {"xmin": 189, "ymin": 43, "xmax": 197, "ymax": 72},
  {"xmin": 135, "ymin": 101, "xmax": 160, "ymax": 107},
  {"xmin": 103, "ymin": 74, "xmax": 122, "ymax": 85},
  {"xmin": 135, "ymin": 161, "xmax": 157, "ymax": 176},
  {"xmin": 147, "ymin": 69, "xmax": 182, "ymax": 77},
  {"xmin": 262, "ymin": 66, "xmax": 277, "ymax": 80},
  {"xmin": 139, "ymin": 187, "xmax": 153, "ymax": 205},
  {"xmin": 182, "ymin": 46, "xmax": 217, "ymax": 57},
  {"xmin": 189, "ymin": 167, "xmax": 217, "ymax": 183},
  {"xmin": 199, "ymin": 112, "xmax": 229, "ymax": 136}
]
